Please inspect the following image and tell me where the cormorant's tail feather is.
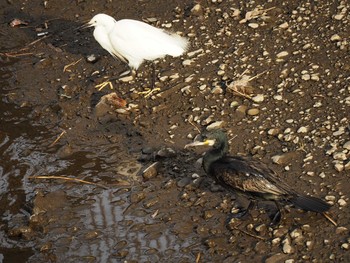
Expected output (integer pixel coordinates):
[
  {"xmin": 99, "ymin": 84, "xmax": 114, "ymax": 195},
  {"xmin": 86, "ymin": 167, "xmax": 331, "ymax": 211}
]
[{"xmin": 290, "ymin": 195, "xmax": 331, "ymax": 212}]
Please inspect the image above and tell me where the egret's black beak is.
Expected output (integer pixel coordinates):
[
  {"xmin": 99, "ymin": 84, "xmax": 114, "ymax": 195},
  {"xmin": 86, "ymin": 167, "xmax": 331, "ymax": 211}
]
[{"xmin": 75, "ymin": 19, "xmax": 93, "ymax": 31}]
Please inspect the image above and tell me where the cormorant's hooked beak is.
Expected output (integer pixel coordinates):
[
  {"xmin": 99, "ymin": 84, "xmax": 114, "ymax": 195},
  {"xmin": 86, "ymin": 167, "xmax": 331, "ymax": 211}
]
[{"xmin": 184, "ymin": 138, "xmax": 216, "ymax": 149}]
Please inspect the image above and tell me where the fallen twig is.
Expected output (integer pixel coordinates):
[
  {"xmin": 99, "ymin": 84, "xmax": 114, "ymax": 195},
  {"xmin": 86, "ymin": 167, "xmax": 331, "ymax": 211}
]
[
  {"xmin": 49, "ymin": 129, "xmax": 67, "ymax": 147},
  {"xmin": 63, "ymin": 58, "xmax": 82, "ymax": 72},
  {"xmin": 196, "ymin": 252, "xmax": 201, "ymax": 263},
  {"xmin": 29, "ymin": 175, "xmax": 108, "ymax": 189},
  {"xmin": 322, "ymin": 212, "xmax": 337, "ymax": 226},
  {"xmin": 188, "ymin": 115, "xmax": 201, "ymax": 134},
  {"xmin": 233, "ymin": 226, "xmax": 266, "ymax": 240},
  {"xmin": 0, "ymin": 51, "xmax": 33, "ymax": 58}
]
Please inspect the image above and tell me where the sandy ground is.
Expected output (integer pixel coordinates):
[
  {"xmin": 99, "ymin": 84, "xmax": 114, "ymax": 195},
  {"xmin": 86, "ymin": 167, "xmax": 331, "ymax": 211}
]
[{"xmin": 0, "ymin": 0, "xmax": 349, "ymax": 262}]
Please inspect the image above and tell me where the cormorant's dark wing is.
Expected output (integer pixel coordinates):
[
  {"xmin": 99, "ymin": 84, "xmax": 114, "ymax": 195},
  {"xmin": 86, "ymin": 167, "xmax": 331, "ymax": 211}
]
[{"xmin": 209, "ymin": 155, "xmax": 293, "ymax": 198}]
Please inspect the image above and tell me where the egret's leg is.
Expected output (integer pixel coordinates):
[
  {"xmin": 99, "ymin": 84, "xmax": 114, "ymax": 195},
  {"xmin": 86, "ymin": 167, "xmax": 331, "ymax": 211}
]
[{"xmin": 137, "ymin": 63, "xmax": 160, "ymax": 98}]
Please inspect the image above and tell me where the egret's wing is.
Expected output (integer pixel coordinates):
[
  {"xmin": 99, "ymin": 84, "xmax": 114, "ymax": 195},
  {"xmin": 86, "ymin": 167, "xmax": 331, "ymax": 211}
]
[
  {"xmin": 93, "ymin": 26, "xmax": 128, "ymax": 63},
  {"xmin": 109, "ymin": 19, "xmax": 188, "ymax": 66}
]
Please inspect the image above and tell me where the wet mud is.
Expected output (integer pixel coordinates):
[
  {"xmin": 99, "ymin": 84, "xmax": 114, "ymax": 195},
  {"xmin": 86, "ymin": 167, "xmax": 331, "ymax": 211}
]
[{"xmin": 1, "ymin": 0, "xmax": 350, "ymax": 262}]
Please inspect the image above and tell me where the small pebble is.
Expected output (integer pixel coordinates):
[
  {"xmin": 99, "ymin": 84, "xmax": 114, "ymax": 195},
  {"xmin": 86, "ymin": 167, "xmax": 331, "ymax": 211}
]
[
  {"xmin": 252, "ymin": 94, "xmax": 264, "ymax": 103},
  {"xmin": 276, "ymin": 51, "xmax": 289, "ymax": 58},
  {"xmin": 338, "ymin": 199, "xmax": 347, "ymax": 207},
  {"xmin": 343, "ymin": 141, "xmax": 350, "ymax": 150},
  {"xmin": 279, "ymin": 22, "xmax": 289, "ymax": 29},
  {"xmin": 297, "ymin": 126, "xmax": 308, "ymax": 133},
  {"xmin": 142, "ymin": 162, "xmax": 159, "ymax": 180},
  {"xmin": 86, "ymin": 54, "xmax": 98, "ymax": 63},
  {"xmin": 248, "ymin": 23, "xmax": 259, "ymax": 28},
  {"xmin": 334, "ymin": 163, "xmax": 344, "ymax": 172},
  {"xmin": 247, "ymin": 108, "xmax": 260, "ymax": 116},
  {"xmin": 207, "ymin": 121, "xmax": 224, "ymax": 131},
  {"xmin": 341, "ymin": 243, "xmax": 349, "ymax": 250},
  {"xmin": 282, "ymin": 237, "xmax": 294, "ymax": 254},
  {"xmin": 330, "ymin": 34, "xmax": 341, "ymax": 41},
  {"xmin": 119, "ymin": 75, "xmax": 134, "ymax": 82}
]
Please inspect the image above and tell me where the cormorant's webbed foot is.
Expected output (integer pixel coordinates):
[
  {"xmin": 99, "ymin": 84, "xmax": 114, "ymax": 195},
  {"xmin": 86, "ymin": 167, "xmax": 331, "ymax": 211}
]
[
  {"xmin": 269, "ymin": 210, "xmax": 281, "ymax": 226},
  {"xmin": 227, "ymin": 200, "xmax": 255, "ymax": 224},
  {"xmin": 269, "ymin": 201, "xmax": 283, "ymax": 226}
]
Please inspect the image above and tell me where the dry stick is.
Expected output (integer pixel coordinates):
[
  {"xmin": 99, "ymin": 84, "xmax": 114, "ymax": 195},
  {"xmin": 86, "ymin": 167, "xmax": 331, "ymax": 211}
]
[
  {"xmin": 49, "ymin": 130, "xmax": 67, "ymax": 147},
  {"xmin": 1, "ymin": 52, "xmax": 33, "ymax": 58},
  {"xmin": 29, "ymin": 175, "xmax": 108, "ymax": 189},
  {"xmin": 188, "ymin": 115, "xmax": 201, "ymax": 134},
  {"xmin": 230, "ymin": 88, "xmax": 252, "ymax": 99},
  {"xmin": 63, "ymin": 58, "xmax": 82, "ymax": 72},
  {"xmin": 27, "ymin": 34, "xmax": 51, "ymax": 47},
  {"xmin": 322, "ymin": 212, "xmax": 337, "ymax": 226},
  {"xmin": 196, "ymin": 252, "xmax": 201, "ymax": 263},
  {"xmin": 247, "ymin": 70, "xmax": 268, "ymax": 82},
  {"xmin": 233, "ymin": 226, "xmax": 266, "ymax": 240}
]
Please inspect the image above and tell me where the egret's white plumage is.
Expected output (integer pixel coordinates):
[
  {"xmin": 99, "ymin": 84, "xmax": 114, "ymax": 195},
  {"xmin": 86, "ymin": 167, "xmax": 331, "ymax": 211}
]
[{"xmin": 87, "ymin": 13, "xmax": 189, "ymax": 70}]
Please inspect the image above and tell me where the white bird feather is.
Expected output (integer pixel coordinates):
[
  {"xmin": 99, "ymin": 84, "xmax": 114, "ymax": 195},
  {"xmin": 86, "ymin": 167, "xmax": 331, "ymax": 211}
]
[{"xmin": 87, "ymin": 13, "xmax": 189, "ymax": 70}]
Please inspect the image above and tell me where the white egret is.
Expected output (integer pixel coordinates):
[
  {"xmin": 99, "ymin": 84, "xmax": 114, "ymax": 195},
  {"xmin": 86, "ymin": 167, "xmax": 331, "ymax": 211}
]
[{"xmin": 85, "ymin": 13, "xmax": 189, "ymax": 91}]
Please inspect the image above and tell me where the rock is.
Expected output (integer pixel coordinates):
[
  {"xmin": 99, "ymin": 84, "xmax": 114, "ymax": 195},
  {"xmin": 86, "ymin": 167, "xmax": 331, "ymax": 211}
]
[
  {"xmin": 130, "ymin": 192, "xmax": 146, "ymax": 203},
  {"xmin": 333, "ymin": 128, "xmax": 345, "ymax": 136},
  {"xmin": 335, "ymin": 227, "xmax": 348, "ymax": 234},
  {"xmin": 142, "ymin": 162, "xmax": 159, "ymax": 180},
  {"xmin": 265, "ymin": 253, "xmax": 288, "ymax": 263},
  {"xmin": 187, "ymin": 48, "xmax": 204, "ymax": 57},
  {"xmin": 343, "ymin": 141, "xmax": 350, "ymax": 150},
  {"xmin": 273, "ymin": 228, "xmax": 289, "ymax": 238},
  {"xmin": 276, "ymin": 51, "xmax": 289, "ymax": 58},
  {"xmin": 282, "ymin": 237, "xmax": 294, "ymax": 254},
  {"xmin": 206, "ymin": 121, "xmax": 224, "ymax": 131},
  {"xmin": 334, "ymin": 14, "xmax": 345, "ymax": 20},
  {"xmin": 333, "ymin": 152, "xmax": 347, "ymax": 161},
  {"xmin": 236, "ymin": 105, "xmax": 247, "ymax": 114},
  {"xmin": 248, "ymin": 23, "xmax": 259, "ymax": 28},
  {"xmin": 182, "ymin": 59, "xmax": 193, "ymax": 66},
  {"xmin": 86, "ymin": 54, "xmax": 98, "ymax": 63},
  {"xmin": 191, "ymin": 3, "xmax": 203, "ymax": 16},
  {"xmin": 247, "ymin": 108, "xmax": 260, "ymax": 116},
  {"xmin": 301, "ymin": 74, "xmax": 310, "ymax": 81},
  {"xmin": 271, "ymin": 238, "xmax": 281, "ymax": 246},
  {"xmin": 230, "ymin": 101, "xmax": 239, "ymax": 107},
  {"xmin": 252, "ymin": 94, "xmax": 264, "ymax": 103},
  {"xmin": 156, "ymin": 147, "xmax": 176, "ymax": 158},
  {"xmin": 274, "ymin": 94, "xmax": 283, "ymax": 100},
  {"xmin": 211, "ymin": 86, "xmax": 223, "ymax": 94},
  {"xmin": 345, "ymin": 161, "xmax": 350, "ymax": 170},
  {"xmin": 268, "ymin": 128, "xmax": 280, "ymax": 136},
  {"xmin": 177, "ymin": 177, "xmax": 192, "ymax": 188},
  {"xmin": 271, "ymin": 152, "xmax": 297, "ymax": 164},
  {"xmin": 330, "ymin": 34, "xmax": 341, "ymax": 41},
  {"xmin": 341, "ymin": 243, "xmax": 349, "ymax": 250},
  {"xmin": 279, "ymin": 22, "xmax": 289, "ymax": 29},
  {"xmin": 334, "ymin": 163, "xmax": 344, "ymax": 172},
  {"xmin": 297, "ymin": 126, "xmax": 308, "ymax": 133},
  {"xmin": 338, "ymin": 198, "xmax": 347, "ymax": 207},
  {"xmin": 319, "ymin": 172, "xmax": 326, "ymax": 178},
  {"xmin": 119, "ymin": 75, "xmax": 134, "ymax": 82}
]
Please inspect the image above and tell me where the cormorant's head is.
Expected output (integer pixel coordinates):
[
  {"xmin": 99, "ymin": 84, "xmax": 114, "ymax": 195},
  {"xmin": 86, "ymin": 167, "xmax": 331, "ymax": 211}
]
[{"xmin": 184, "ymin": 129, "xmax": 228, "ymax": 150}]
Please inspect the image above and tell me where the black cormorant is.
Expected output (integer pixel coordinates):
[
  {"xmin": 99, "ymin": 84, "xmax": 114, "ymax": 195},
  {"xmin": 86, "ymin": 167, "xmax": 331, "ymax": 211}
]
[{"xmin": 185, "ymin": 129, "xmax": 331, "ymax": 223}]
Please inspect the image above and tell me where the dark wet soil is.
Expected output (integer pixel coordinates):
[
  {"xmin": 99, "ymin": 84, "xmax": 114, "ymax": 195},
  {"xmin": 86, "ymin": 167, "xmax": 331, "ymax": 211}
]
[{"xmin": 1, "ymin": 0, "xmax": 350, "ymax": 262}]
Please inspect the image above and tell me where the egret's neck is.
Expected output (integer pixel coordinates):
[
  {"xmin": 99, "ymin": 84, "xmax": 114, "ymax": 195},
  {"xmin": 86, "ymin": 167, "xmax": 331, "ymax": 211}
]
[
  {"xmin": 96, "ymin": 21, "xmax": 116, "ymax": 34},
  {"xmin": 202, "ymin": 141, "xmax": 228, "ymax": 173}
]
